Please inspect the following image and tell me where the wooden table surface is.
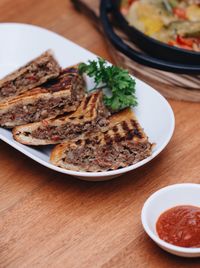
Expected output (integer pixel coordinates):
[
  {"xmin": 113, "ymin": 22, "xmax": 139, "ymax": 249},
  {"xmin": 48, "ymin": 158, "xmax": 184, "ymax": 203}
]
[{"xmin": 0, "ymin": 1, "xmax": 200, "ymax": 267}]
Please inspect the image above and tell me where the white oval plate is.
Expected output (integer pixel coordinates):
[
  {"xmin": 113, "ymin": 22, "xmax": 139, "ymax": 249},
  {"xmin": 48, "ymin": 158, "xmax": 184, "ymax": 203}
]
[{"xmin": 0, "ymin": 23, "xmax": 175, "ymax": 181}]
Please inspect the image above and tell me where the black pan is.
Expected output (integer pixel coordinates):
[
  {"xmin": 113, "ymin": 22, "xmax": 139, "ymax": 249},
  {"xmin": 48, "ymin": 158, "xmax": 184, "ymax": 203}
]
[{"xmin": 100, "ymin": 0, "xmax": 200, "ymax": 74}]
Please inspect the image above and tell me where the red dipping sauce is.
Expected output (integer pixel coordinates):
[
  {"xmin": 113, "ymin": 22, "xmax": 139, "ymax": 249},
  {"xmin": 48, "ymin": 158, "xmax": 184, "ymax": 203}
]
[{"xmin": 156, "ymin": 205, "xmax": 200, "ymax": 248}]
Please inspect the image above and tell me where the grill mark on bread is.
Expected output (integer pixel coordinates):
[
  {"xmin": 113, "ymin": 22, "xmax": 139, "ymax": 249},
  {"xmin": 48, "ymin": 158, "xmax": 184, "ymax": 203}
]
[
  {"xmin": 122, "ymin": 121, "xmax": 130, "ymax": 132},
  {"xmin": 103, "ymin": 119, "xmax": 144, "ymax": 145},
  {"xmin": 85, "ymin": 138, "xmax": 91, "ymax": 145},
  {"xmin": 113, "ymin": 132, "xmax": 122, "ymax": 143},
  {"xmin": 69, "ymin": 116, "xmax": 75, "ymax": 120},
  {"xmin": 130, "ymin": 119, "xmax": 143, "ymax": 139},
  {"xmin": 61, "ymin": 67, "xmax": 78, "ymax": 75},
  {"xmin": 89, "ymin": 92, "xmax": 99, "ymax": 117},
  {"xmin": 83, "ymin": 95, "xmax": 91, "ymax": 110},
  {"xmin": 80, "ymin": 92, "xmax": 99, "ymax": 113},
  {"xmin": 126, "ymin": 130, "xmax": 136, "ymax": 140},
  {"xmin": 104, "ymin": 133, "xmax": 113, "ymax": 145},
  {"xmin": 43, "ymin": 71, "xmax": 76, "ymax": 92},
  {"xmin": 57, "ymin": 117, "xmax": 67, "ymax": 121},
  {"xmin": 112, "ymin": 126, "xmax": 119, "ymax": 133},
  {"xmin": 75, "ymin": 140, "xmax": 82, "ymax": 145}
]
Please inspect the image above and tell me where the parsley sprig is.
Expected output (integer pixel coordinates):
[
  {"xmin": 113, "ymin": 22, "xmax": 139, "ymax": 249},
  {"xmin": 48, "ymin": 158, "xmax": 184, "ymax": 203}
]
[{"xmin": 78, "ymin": 58, "xmax": 137, "ymax": 112}]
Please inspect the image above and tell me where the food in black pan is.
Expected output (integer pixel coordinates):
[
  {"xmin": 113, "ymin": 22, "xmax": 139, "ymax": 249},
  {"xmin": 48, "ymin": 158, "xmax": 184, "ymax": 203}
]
[{"xmin": 121, "ymin": 0, "xmax": 200, "ymax": 52}]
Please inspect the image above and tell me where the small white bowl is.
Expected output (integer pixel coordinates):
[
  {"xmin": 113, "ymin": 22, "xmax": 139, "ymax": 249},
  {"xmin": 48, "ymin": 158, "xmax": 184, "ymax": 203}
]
[{"xmin": 141, "ymin": 183, "xmax": 200, "ymax": 257}]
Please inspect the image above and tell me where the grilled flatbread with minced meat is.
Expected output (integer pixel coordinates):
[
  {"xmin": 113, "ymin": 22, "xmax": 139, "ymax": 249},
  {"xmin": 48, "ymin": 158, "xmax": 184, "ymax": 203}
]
[
  {"xmin": 50, "ymin": 108, "xmax": 153, "ymax": 172},
  {"xmin": 0, "ymin": 50, "xmax": 60, "ymax": 102},
  {"xmin": 0, "ymin": 66, "xmax": 85, "ymax": 128},
  {"xmin": 13, "ymin": 91, "xmax": 110, "ymax": 145}
]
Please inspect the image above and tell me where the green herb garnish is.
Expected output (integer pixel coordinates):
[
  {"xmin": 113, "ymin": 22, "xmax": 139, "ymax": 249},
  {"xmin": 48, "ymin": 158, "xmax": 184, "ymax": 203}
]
[
  {"xmin": 78, "ymin": 58, "xmax": 137, "ymax": 112},
  {"xmin": 169, "ymin": 0, "xmax": 178, "ymax": 8},
  {"xmin": 162, "ymin": 0, "xmax": 173, "ymax": 13}
]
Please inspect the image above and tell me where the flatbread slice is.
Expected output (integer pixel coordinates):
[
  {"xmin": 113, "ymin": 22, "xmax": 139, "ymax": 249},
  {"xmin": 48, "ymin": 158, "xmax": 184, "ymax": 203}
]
[
  {"xmin": 13, "ymin": 91, "xmax": 110, "ymax": 145},
  {"xmin": 0, "ymin": 66, "xmax": 85, "ymax": 128},
  {"xmin": 50, "ymin": 108, "xmax": 153, "ymax": 172},
  {"xmin": 0, "ymin": 50, "xmax": 60, "ymax": 102}
]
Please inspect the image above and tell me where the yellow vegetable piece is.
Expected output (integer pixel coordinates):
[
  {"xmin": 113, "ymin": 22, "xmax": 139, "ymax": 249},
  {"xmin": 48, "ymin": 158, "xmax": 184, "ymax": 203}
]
[
  {"xmin": 140, "ymin": 17, "xmax": 164, "ymax": 35},
  {"xmin": 127, "ymin": 2, "xmax": 164, "ymax": 35},
  {"xmin": 186, "ymin": 5, "xmax": 200, "ymax": 22}
]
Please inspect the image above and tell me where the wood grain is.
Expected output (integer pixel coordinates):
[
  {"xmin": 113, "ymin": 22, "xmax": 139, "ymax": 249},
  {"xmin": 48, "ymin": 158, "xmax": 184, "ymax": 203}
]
[{"xmin": 0, "ymin": 1, "xmax": 200, "ymax": 267}]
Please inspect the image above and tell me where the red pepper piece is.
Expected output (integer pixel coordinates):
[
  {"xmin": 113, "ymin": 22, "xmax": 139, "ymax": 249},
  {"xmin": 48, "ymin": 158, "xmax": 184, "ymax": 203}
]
[
  {"xmin": 176, "ymin": 35, "xmax": 193, "ymax": 47},
  {"xmin": 51, "ymin": 135, "xmax": 60, "ymax": 142},
  {"xmin": 173, "ymin": 8, "xmax": 187, "ymax": 19}
]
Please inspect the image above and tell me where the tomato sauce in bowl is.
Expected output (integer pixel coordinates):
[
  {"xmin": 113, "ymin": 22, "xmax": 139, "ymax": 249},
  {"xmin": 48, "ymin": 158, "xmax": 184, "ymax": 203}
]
[{"xmin": 156, "ymin": 205, "xmax": 200, "ymax": 248}]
